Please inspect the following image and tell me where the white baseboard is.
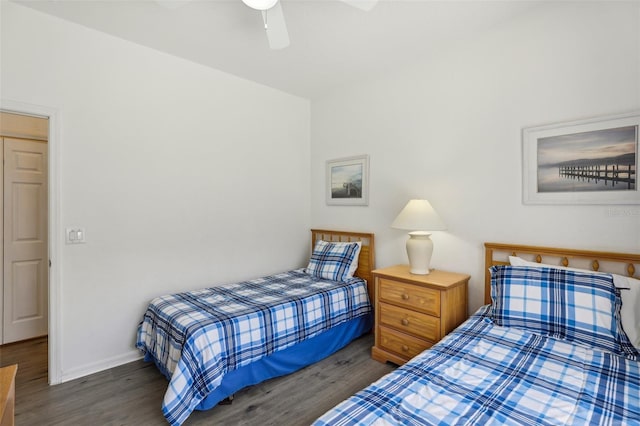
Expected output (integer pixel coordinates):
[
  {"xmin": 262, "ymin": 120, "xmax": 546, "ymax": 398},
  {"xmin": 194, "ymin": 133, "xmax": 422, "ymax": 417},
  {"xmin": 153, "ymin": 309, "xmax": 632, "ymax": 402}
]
[{"xmin": 58, "ymin": 349, "xmax": 144, "ymax": 384}]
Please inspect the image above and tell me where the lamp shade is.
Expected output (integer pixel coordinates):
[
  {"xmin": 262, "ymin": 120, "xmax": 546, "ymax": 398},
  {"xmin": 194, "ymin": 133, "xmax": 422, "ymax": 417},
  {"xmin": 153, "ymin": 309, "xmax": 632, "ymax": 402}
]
[{"xmin": 391, "ymin": 199, "xmax": 446, "ymax": 231}]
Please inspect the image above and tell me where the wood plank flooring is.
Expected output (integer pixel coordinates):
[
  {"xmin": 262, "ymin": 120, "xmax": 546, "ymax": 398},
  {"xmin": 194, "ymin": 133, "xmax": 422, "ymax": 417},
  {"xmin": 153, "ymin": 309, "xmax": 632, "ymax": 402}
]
[{"xmin": 0, "ymin": 334, "xmax": 395, "ymax": 425}]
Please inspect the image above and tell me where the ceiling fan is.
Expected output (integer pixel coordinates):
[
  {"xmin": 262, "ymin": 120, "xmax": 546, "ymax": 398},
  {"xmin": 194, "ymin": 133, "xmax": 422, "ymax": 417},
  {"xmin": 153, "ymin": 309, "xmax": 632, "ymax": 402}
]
[
  {"xmin": 241, "ymin": 0, "xmax": 378, "ymax": 49},
  {"xmin": 157, "ymin": 0, "xmax": 378, "ymax": 50}
]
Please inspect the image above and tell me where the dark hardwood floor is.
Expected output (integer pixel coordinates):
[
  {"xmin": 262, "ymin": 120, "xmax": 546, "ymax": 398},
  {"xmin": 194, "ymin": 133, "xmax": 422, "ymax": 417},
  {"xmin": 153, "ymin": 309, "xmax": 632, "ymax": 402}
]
[{"xmin": 0, "ymin": 334, "xmax": 395, "ymax": 425}]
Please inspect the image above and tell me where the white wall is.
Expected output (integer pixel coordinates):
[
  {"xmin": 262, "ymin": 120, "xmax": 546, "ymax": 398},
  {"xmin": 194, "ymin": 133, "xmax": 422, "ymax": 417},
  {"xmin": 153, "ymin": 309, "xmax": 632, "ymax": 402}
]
[
  {"xmin": 3, "ymin": 0, "xmax": 639, "ymax": 383},
  {"xmin": 311, "ymin": 2, "xmax": 640, "ymax": 312},
  {"xmin": 2, "ymin": 2, "xmax": 310, "ymax": 381}
]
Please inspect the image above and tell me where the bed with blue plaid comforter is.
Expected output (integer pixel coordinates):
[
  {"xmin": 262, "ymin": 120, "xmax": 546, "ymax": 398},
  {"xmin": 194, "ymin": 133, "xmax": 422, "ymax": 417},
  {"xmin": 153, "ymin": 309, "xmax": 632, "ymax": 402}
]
[
  {"xmin": 314, "ymin": 305, "xmax": 640, "ymax": 426},
  {"xmin": 137, "ymin": 269, "xmax": 371, "ymax": 426}
]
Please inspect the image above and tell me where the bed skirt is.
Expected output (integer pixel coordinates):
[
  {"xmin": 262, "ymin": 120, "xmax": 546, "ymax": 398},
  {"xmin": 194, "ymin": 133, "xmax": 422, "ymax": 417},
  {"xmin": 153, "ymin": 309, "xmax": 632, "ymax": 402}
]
[{"xmin": 195, "ymin": 312, "xmax": 373, "ymax": 411}]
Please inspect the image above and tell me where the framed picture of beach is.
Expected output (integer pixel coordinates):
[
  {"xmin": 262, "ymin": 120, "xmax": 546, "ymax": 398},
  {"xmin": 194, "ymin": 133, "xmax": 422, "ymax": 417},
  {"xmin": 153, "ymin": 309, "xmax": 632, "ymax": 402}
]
[
  {"xmin": 522, "ymin": 112, "xmax": 639, "ymax": 205},
  {"xmin": 326, "ymin": 155, "xmax": 369, "ymax": 206}
]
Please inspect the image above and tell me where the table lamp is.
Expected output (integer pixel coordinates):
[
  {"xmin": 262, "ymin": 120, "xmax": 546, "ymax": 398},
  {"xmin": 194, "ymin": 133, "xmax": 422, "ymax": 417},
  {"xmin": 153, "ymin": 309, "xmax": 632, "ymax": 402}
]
[{"xmin": 391, "ymin": 199, "xmax": 446, "ymax": 275}]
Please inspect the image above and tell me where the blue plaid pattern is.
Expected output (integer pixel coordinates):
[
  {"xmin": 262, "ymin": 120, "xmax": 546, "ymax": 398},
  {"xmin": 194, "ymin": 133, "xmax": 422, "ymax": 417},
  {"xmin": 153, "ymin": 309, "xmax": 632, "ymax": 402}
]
[
  {"xmin": 136, "ymin": 269, "xmax": 371, "ymax": 426},
  {"xmin": 490, "ymin": 265, "xmax": 629, "ymax": 355},
  {"xmin": 314, "ymin": 306, "xmax": 640, "ymax": 425},
  {"xmin": 305, "ymin": 240, "xmax": 360, "ymax": 282}
]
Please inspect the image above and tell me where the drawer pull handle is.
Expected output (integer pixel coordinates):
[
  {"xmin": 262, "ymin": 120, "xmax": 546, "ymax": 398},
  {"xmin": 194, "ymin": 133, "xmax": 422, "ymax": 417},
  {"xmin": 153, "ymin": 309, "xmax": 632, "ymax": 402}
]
[
  {"xmin": 401, "ymin": 318, "xmax": 409, "ymax": 326},
  {"xmin": 401, "ymin": 294, "xmax": 409, "ymax": 300},
  {"xmin": 401, "ymin": 345, "xmax": 409, "ymax": 352}
]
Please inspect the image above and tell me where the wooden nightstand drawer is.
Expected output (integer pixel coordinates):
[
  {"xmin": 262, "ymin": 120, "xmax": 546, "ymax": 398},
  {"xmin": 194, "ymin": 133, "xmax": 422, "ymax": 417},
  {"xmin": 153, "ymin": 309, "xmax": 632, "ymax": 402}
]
[
  {"xmin": 379, "ymin": 278, "xmax": 440, "ymax": 316},
  {"xmin": 379, "ymin": 302, "xmax": 440, "ymax": 342},
  {"xmin": 378, "ymin": 325, "xmax": 433, "ymax": 360}
]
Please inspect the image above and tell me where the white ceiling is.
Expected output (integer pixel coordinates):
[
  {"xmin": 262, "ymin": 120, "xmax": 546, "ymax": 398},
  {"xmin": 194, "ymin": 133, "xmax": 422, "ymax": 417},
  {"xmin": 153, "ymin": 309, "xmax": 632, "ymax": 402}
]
[{"xmin": 15, "ymin": 0, "xmax": 540, "ymax": 99}]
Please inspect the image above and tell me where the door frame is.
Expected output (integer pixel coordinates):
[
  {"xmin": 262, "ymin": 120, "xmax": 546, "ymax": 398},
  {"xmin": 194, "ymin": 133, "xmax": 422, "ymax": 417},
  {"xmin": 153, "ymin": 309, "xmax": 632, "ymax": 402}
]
[{"xmin": 1, "ymin": 99, "xmax": 61, "ymax": 385}]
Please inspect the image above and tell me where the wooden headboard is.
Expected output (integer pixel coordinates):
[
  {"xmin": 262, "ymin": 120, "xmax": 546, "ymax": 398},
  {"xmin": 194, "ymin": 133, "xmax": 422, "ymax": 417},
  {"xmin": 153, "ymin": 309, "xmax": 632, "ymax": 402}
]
[
  {"xmin": 484, "ymin": 242, "xmax": 640, "ymax": 305},
  {"xmin": 311, "ymin": 229, "xmax": 375, "ymax": 303}
]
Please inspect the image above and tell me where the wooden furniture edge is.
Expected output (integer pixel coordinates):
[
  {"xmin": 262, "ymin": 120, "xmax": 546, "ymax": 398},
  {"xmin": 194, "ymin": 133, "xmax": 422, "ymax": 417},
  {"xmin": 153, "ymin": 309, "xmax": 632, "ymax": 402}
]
[
  {"xmin": 484, "ymin": 242, "xmax": 640, "ymax": 305},
  {"xmin": 0, "ymin": 364, "xmax": 17, "ymax": 426},
  {"xmin": 372, "ymin": 266, "xmax": 470, "ymax": 288},
  {"xmin": 371, "ymin": 345, "xmax": 407, "ymax": 365}
]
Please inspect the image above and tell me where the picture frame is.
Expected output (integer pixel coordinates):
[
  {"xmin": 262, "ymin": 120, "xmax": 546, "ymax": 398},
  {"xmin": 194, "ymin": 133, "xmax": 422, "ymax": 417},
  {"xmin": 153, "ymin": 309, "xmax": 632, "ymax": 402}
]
[
  {"xmin": 522, "ymin": 111, "xmax": 639, "ymax": 205},
  {"xmin": 326, "ymin": 155, "xmax": 369, "ymax": 206}
]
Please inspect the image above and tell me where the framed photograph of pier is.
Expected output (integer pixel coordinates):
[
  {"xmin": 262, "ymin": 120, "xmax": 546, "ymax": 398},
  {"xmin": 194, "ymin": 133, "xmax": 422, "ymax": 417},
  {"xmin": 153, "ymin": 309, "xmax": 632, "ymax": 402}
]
[
  {"xmin": 326, "ymin": 155, "xmax": 369, "ymax": 206},
  {"xmin": 523, "ymin": 112, "xmax": 639, "ymax": 205}
]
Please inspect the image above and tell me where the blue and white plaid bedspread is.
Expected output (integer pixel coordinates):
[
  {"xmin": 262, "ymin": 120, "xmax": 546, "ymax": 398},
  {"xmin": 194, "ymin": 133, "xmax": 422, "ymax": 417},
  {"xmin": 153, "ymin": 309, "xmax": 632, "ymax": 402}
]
[
  {"xmin": 136, "ymin": 269, "xmax": 371, "ymax": 426},
  {"xmin": 314, "ymin": 306, "xmax": 640, "ymax": 426}
]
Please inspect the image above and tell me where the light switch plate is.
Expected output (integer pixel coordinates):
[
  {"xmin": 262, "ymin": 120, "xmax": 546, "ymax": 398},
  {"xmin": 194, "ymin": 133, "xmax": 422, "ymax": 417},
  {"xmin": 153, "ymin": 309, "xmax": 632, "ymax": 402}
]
[{"xmin": 66, "ymin": 227, "xmax": 86, "ymax": 244}]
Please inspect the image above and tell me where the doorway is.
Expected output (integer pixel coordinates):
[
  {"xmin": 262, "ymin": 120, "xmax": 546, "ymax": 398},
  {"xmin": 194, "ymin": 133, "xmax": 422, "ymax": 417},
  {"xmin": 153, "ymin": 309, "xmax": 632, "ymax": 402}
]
[
  {"xmin": 0, "ymin": 112, "xmax": 49, "ymax": 376},
  {"xmin": 0, "ymin": 100, "xmax": 59, "ymax": 385}
]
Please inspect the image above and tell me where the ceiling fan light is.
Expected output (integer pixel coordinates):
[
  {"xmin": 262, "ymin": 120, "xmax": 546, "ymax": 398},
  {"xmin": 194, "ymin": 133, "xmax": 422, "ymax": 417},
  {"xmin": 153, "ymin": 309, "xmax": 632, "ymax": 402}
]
[{"xmin": 242, "ymin": 0, "xmax": 279, "ymax": 11}]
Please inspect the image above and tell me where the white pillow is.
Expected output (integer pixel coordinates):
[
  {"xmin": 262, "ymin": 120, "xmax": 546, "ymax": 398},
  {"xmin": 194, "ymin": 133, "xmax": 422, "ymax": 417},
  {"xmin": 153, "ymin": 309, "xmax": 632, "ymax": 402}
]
[
  {"xmin": 508, "ymin": 256, "xmax": 640, "ymax": 349},
  {"xmin": 347, "ymin": 241, "xmax": 362, "ymax": 278},
  {"xmin": 621, "ymin": 283, "xmax": 640, "ymax": 348}
]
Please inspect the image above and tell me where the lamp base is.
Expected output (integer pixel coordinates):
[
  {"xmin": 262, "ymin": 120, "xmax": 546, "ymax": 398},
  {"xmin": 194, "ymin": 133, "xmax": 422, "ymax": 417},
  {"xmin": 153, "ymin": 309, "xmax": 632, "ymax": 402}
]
[{"xmin": 405, "ymin": 231, "xmax": 433, "ymax": 275}]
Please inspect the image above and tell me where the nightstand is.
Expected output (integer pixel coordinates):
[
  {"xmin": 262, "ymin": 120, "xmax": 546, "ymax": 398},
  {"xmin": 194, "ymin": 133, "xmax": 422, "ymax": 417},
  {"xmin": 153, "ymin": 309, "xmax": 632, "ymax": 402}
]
[{"xmin": 371, "ymin": 265, "xmax": 469, "ymax": 365}]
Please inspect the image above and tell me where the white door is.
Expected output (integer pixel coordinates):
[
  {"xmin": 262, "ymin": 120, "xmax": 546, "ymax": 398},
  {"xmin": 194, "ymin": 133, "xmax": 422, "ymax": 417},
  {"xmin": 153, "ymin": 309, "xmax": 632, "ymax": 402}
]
[{"xmin": 3, "ymin": 137, "xmax": 48, "ymax": 343}]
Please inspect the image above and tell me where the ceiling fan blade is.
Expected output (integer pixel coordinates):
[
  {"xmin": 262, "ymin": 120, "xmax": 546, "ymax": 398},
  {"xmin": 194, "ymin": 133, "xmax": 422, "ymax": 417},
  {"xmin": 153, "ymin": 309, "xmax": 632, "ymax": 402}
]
[
  {"xmin": 340, "ymin": 0, "xmax": 378, "ymax": 11},
  {"xmin": 262, "ymin": 2, "xmax": 290, "ymax": 50}
]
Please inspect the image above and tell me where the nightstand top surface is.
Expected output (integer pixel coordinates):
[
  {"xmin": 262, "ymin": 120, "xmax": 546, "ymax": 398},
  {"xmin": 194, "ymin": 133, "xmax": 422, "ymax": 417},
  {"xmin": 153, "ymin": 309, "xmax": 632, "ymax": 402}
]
[{"xmin": 372, "ymin": 264, "xmax": 470, "ymax": 288}]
